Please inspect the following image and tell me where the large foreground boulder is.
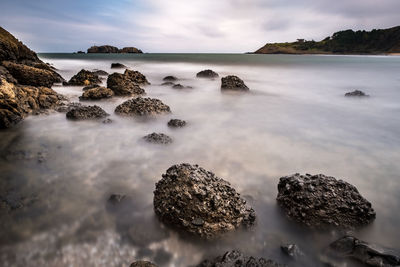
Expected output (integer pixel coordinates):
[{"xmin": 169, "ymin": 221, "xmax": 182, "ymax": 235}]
[
  {"xmin": 64, "ymin": 69, "xmax": 101, "ymax": 86},
  {"xmin": 107, "ymin": 73, "xmax": 145, "ymax": 96},
  {"xmin": 221, "ymin": 75, "xmax": 249, "ymax": 91},
  {"xmin": 124, "ymin": 69, "xmax": 150, "ymax": 85},
  {"xmin": 66, "ymin": 105, "xmax": 109, "ymax": 120},
  {"xmin": 0, "ymin": 78, "xmax": 62, "ymax": 128},
  {"xmin": 327, "ymin": 235, "xmax": 400, "ymax": 267},
  {"xmin": 197, "ymin": 69, "xmax": 219, "ymax": 78},
  {"xmin": 153, "ymin": 164, "xmax": 256, "ymax": 239},
  {"xmin": 276, "ymin": 173, "xmax": 376, "ymax": 229},
  {"xmin": 115, "ymin": 97, "xmax": 171, "ymax": 116},
  {"xmin": 79, "ymin": 87, "xmax": 114, "ymax": 100},
  {"xmin": 197, "ymin": 250, "xmax": 285, "ymax": 267}
]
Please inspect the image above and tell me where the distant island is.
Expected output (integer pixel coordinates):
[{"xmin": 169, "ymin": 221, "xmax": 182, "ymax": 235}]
[
  {"xmin": 254, "ymin": 26, "xmax": 400, "ymax": 55},
  {"xmin": 81, "ymin": 45, "xmax": 143, "ymax": 54}
]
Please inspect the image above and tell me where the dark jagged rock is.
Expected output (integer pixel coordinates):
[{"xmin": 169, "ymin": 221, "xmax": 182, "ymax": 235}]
[
  {"xmin": 197, "ymin": 69, "xmax": 219, "ymax": 78},
  {"xmin": 163, "ymin": 76, "xmax": 178, "ymax": 81},
  {"xmin": 153, "ymin": 164, "xmax": 256, "ymax": 239},
  {"xmin": 143, "ymin": 133, "xmax": 173, "ymax": 144},
  {"xmin": 124, "ymin": 69, "xmax": 150, "ymax": 85},
  {"xmin": 87, "ymin": 45, "xmax": 119, "ymax": 53},
  {"xmin": 92, "ymin": 70, "xmax": 108, "ymax": 76},
  {"xmin": 115, "ymin": 97, "xmax": 170, "ymax": 116},
  {"xmin": 161, "ymin": 81, "xmax": 175, "ymax": 86},
  {"xmin": 327, "ymin": 235, "xmax": 400, "ymax": 267},
  {"xmin": 0, "ymin": 66, "xmax": 18, "ymax": 83},
  {"xmin": 345, "ymin": 90, "xmax": 369, "ymax": 97},
  {"xmin": 172, "ymin": 83, "xmax": 192, "ymax": 89},
  {"xmin": 168, "ymin": 119, "xmax": 186, "ymax": 128},
  {"xmin": 276, "ymin": 173, "xmax": 376, "ymax": 229},
  {"xmin": 64, "ymin": 69, "xmax": 101, "ymax": 86},
  {"xmin": 221, "ymin": 75, "xmax": 249, "ymax": 91},
  {"xmin": 111, "ymin": 63, "xmax": 127, "ymax": 69},
  {"xmin": 197, "ymin": 250, "xmax": 286, "ymax": 267},
  {"xmin": 76, "ymin": 51, "xmax": 85, "ymax": 54},
  {"xmin": 66, "ymin": 105, "xmax": 109, "ymax": 120},
  {"xmin": 2, "ymin": 61, "xmax": 63, "ymax": 87},
  {"xmin": 79, "ymin": 87, "xmax": 114, "ymax": 100},
  {"xmin": 56, "ymin": 102, "xmax": 82, "ymax": 113},
  {"xmin": 0, "ymin": 78, "xmax": 63, "ymax": 128},
  {"xmin": 130, "ymin": 261, "xmax": 158, "ymax": 267},
  {"xmin": 120, "ymin": 47, "xmax": 143, "ymax": 53},
  {"xmin": 281, "ymin": 244, "xmax": 305, "ymax": 259},
  {"xmin": 106, "ymin": 73, "xmax": 145, "ymax": 96}
]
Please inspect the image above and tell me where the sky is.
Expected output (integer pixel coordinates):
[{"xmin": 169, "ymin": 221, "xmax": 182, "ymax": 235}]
[{"xmin": 1, "ymin": 0, "xmax": 400, "ymax": 53}]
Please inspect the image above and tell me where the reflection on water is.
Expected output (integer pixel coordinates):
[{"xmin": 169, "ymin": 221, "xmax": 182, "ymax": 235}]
[{"xmin": 0, "ymin": 54, "xmax": 399, "ymax": 266}]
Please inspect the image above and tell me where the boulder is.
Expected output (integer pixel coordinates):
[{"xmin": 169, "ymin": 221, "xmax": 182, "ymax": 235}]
[
  {"xmin": 143, "ymin": 133, "xmax": 173, "ymax": 144},
  {"xmin": 64, "ymin": 69, "xmax": 101, "ymax": 86},
  {"xmin": 161, "ymin": 81, "xmax": 175, "ymax": 86},
  {"xmin": 153, "ymin": 163, "xmax": 256, "ymax": 239},
  {"xmin": 221, "ymin": 75, "xmax": 249, "ymax": 91},
  {"xmin": 167, "ymin": 119, "xmax": 186, "ymax": 128},
  {"xmin": 66, "ymin": 105, "xmax": 109, "ymax": 120},
  {"xmin": 120, "ymin": 47, "xmax": 143, "ymax": 53},
  {"xmin": 0, "ymin": 65, "xmax": 17, "ymax": 83},
  {"xmin": 124, "ymin": 69, "xmax": 150, "ymax": 85},
  {"xmin": 3, "ymin": 61, "xmax": 63, "ymax": 87},
  {"xmin": 107, "ymin": 73, "xmax": 145, "ymax": 96},
  {"xmin": 172, "ymin": 84, "xmax": 192, "ymax": 89},
  {"xmin": 115, "ymin": 97, "xmax": 171, "ymax": 116},
  {"xmin": 92, "ymin": 70, "xmax": 108, "ymax": 76},
  {"xmin": 163, "ymin": 76, "xmax": 177, "ymax": 82},
  {"xmin": 79, "ymin": 87, "xmax": 114, "ymax": 100},
  {"xmin": 82, "ymin": 84, "xmax": 100, "ymax": 91},
  {"xmin": 276, "ymin": 173, "xmax": 376, "ymax": 229},
  {"xmin": 130, "ymin": 261, "xmax": 157, "ymax": 267},
  {"xmin": 196, "ymin": 250, "xmax": 285, "ymax": 267},
  {"xmin": 327, "ymin": 235, "xmax": 400, "ymax": 267},
  {"xmin": 196, "ymin": 69, "xmax": 219, "ymax": 78},
  {"xmin": 87, "ymin": 45, "xmax": 119, "ymax": 53},
  {"xmin": 111, "ymin": 63, "xmax": 127, "ymax": 69},
  {"xmin": 345, "ymin": 90, "xmax": 369, "ymax": 97}
]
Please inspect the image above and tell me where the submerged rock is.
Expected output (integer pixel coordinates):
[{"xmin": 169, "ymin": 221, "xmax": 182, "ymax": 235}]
[
  {"xmin": 276, "ymin": 173, "xmax": 376, "ymax": 229},
  {"xmin": 143, "ymin": 133, "xmax": 173, "ymax": 144},
  {"xmin": 108, "ymin": 194, "xmax": 126, "ymax": 205},
  {"xmin": 66, "ymin": 105, "xmax": 109, "ymax": 120},
  {"xmin": 79, "ymin": 86, "xmax": 114, "ymax": 100},
  {"xmin": 281, "ymin": 244, "xmax": 305, "ymax": 259},
  {"xmin": 163, "ymin": 76, "xmax": 177, "ymax": 82},
  {"xmin": 153, "ymin": 163, "xmax": 256, "ymax": 239},
  {"xmin": 196, "ymin": 69, "xmax": 219, "ymax": 78},
  {"xmin": 64, "ymin": 69, "xmax": 101, "ymax": 86},
  {"xmin": 345, "ymin": 90, "xmax": 369, "ymax": 97},
  {"xmin": 161, "ymin": 81, "xmax": 175, "ymax": 86},
  {"xmin": 111, "ymin": 63, "xmax": 127, "ymax": 69},
  {"xmin": 92, "ymin": 70, "xmax": 108, "ymax": 76},
  {"xmin": 56, "ymin": 102, "xmax": 82, "ymax": 113},
  {"xmin": 172, "ymin": 83, "xmax": 192, "ymax": 89},
  {"xmin": 168, "ymin": 119, "xmax": 186, "ymax": 128},
  {"xmin": 130, "ymin": 261, "xmax": 157, "ymax": 267},
  {"xmin": 221, "ymin": 75, "xmax": 249, "ymax": 91},
  {"xmin": 115, "ymin": 97, "xmax": 171, "ymax": 116},
  {"xmin": 107, "ymin": 73, "xmax": 145, "ymax": 96},
  {"xmin": 124, "ymin": 69, "xmax": 150, "ymax": 85},
  {"xmin": 197, "ymin": 250, "xmax": 285, "ymax": 267}
]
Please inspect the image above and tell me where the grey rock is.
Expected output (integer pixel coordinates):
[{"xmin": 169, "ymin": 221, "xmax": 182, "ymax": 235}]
[
  {"xmin": 197, "ymin": 69, "xmax": 219, "ymax": 78},
  {"xmin": 161, "ymin": 81, "xmax": 175, "ymax": 86},
  {"xmin": 168, "ymin": 119, "xmax": 186, "ymax": 128},
  {"xmin": 66, "ymin": 105, "xmax": 109, "ymax": 120},
  {"xmin": 281, "ymin": 244, "xmax": 305, "ymax": 259},
  {"xmin": 163, "ymin": 76, "xmax": 177, "ymax": 81},
  {"xmin": 345, "ymin": 90, "xmax": 369, "ymax": 97},
  {"xmin": 143, "ymin": 133, "xmax": 173, "ymax": 144},
  {"xmin": 221, "ymin": 75, "xmax": 249, "ymax": 91},
  {"xmin": 115, "ymin": 97, "xmax": 171, "ymax": 116}
]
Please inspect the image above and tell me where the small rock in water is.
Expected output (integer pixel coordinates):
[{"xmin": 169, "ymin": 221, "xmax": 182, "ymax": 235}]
[
  {"xmin": 79, "ymin": 87, "xmax": 114, "ymax": 100},
  {"xmin": 163, "ymin": 75, "xmax": 178, "ymax": 81},
  {"xmin": 56, "ymin": 102, "xmax": 82, "ymax": 113},
  {"xmin": 281, "ymin": 244, "xmax": 305, "ymax": 259},
  {"xmin": 130, "ymin": 261, "xmax": 158, "ymax": 267},
  {"xmin": 345, "ymin": 90, "xmax": 369, "ymax": 97},
  {"xmin": 111, "ymin": 63, "xmax": 127, "ymax": 68},
  {"xmin": 168, "ymin": 119, "xmax": 186, "ymax": 128},
  {"xmin": 102, "ymin": 118, "xmax": 112, "ymax": 124},
  {"xmin": 115, "ymin": 97, "xmax": 171, "ymax": 116},
  {"xmin": 66, "ymin": 105, "xmax": 109, "ymax": 120},
  {"xmin": 172, "ymin": 83, "xmax": 192, "ymax": 89},
  {"xmin": 108, "ymin": 194, "xmax": 126, "ymax": 205},
  {"xmin": 196, "ymin": 69, "xmax": 219, "ymax": 78},
  {"xmin": 221, "ymin": 75, "xmax": 249, "ymax": 91},
  {"xmin": 91, "ymin": 69, "xmax": 108, "ymax": 76},
  {"xmin": 161, "ymin": 81, "xmax": 175, "ymax": 86},
  {"xmin": 143, "ymin": 133, "xmax": 173, "ymax": 144}
]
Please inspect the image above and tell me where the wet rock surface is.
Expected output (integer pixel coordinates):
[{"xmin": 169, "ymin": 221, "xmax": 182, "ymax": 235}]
[
  {"xmin": 153, "ymin": 163, "xmax": 256, "ymax": 239},
  {"xmin": 79, "ymin": 86, "xmax": 114, "ymax": 100},
  {"xmin": 91, "ymin": 69, "xmax": 108, "ymax": 76},
  {"xmin": 345, "ymin": 90, "xmax": 369, "ymax": 97},
  {"xmin": 130, "ymin": 261, "xmax": 158, "ymax": 267},
  {"xmin": 143, "ymin": 133, "xmax": 173, "ymax": 144},
  {"xmin": 163, "ymin": 76, "xmax": 178, "ymax": 81},
  {"xmin": 111, "ymin": 63, "xmax": 127, "ymax": 69},
  {"xmin": 197, "ymin": 69, "xmax": 219, "ymax": 78},
  {"xmin": 64, "ymin": 69, "xmax": 101, "ymax": 86},
  {"xmin": 197, "ymin": 250, "xmax": 285, "ymax": 267},
  {"xmin": 115, "ymin": 97, "xmax": 171, "ymax": 116},
  {"xmin": 221, "ymin": 75, "xmax": 249, "ymax": 91},
  {"xmin": 327, "ymin": 235, "xmax": 400, "ymax": 267},
  {"xmin": 124, "ymin": 69, "xmax": 150, "ymax": 85},
  {"xmin": 107, "ymin": 73, "xmax": 145, "ymax": 96},
  {"xmin": 276, "ymin": 173, "xmax": 376, "ymax": 229},
  {"xmin": 66, "ymin": 105, "xmax": 109, "ymax": 120},
  {"xmin": 281, "ymin": 244, "xmax": 304, "ymax": 259},
  {"xmin": 168, "ymin": 119, "xmax": 186, "ymax": 127}
]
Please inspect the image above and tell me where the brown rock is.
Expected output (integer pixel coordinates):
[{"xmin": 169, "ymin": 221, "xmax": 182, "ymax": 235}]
[
  {"xmin": 120, "ymin": 47, "xmax": 143, "ymax": 53},
  {"xmin": 107, "ymin": 73, "xmax": 145, "ymax": 96},
  {"xmin": 124, "ymin": 69, "xmax": 150, "ymax": 85},
  {"xmin": 64, "ymin": 69, "xmax": 101, "ymax": 86},
  {"xmin": 79, "ymin": 87, "xmax": 114, "ymax": 100}
]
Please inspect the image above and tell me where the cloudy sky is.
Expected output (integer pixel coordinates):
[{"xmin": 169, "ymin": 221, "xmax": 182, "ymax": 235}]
[{"xmin": 1, "ymin": 0, "xmax": 400, "ymax": 53}]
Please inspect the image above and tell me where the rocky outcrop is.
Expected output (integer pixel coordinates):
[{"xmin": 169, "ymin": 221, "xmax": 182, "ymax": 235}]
[
  {"xmin": 3, "ymin": 61, "xmax": 63, "ymax": 87},
  {"xmin": 197, "ymin": 250, "xmax": 285, "ymax": 267},
  {"xmin": 143, "ymin": 133, "xmax": 173, "ymax": 144},
  {"xmin": 327, "ymin": 235, "xmax": 400, "ymax": 267},
  {"xmin": 172, "ymin": 84, "xmax": 192, "ymax": 89},
  {"xmin": 0, "ymin": 27, "xmax": 40, "ymax": 63},
  {"xmin": 120, "ymin": 47, "xmax": 143, "ymax": 53},
  {"xmin": 168, "ymin": 119, "xmax": 186, "ymax": 127},
  {"xmin": 87, "ymin": 45, "xmax": 119, "ymax": 53},
  {"xmin": 64, "ymin": 69, "xmax": 101, "ymax": 86},
  {"xmin": 153, "ymin": 164, "xmax": 256, "ymax": 239},
  {"xmin": 79, "ymin": 87, "xmax": 114, "ymax": 100},
  {"xmin": 124, "ymin": 69, "xmax": 150, "ymax": 85},
  {"xmin": 91, "ymin": 70, "xmax": 108, "ymax": 76},
  {"xmin": 0, "ymin": 78, "xmax": 63, "ymax": 128},
  {"xmin": 115, "ymin": 97, "xmax": 171, "ymax": 116},
  {"xmin": 163, "ymin": 76, "xmax": 178, "ymax": 81},
  {"xmin": 130, "ymin": 261, "xmax": 157, "ymax": 267},
  {"xmin": 276, "ymin": 173, "xmax": 376, "ymax": 229},
  {"xmin": 345, "ymin": 90, "xmax": 369, "ymax": 97},
  {"xmin": 66, "ymin": 105, "xmax": 109, "ymax": 120},
  {"xmin": 221, "ymin": 75, "xmax": 249, "ymax": 91},
  {"xmin": 111, "ymin": 63, "xmax": 127, "ymax": 69},
  {"xmin": 106, "ymin": 73, "xmax": 145, "ymax": 96},
  {"xmin": 196, "ymin": 69, "xmax": 219, "ymax": 78}
]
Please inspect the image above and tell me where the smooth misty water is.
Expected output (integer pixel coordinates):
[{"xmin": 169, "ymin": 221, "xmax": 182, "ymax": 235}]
[{"xmin": 0, "ymin": 53, "xmax": 399, "ymax": 266}]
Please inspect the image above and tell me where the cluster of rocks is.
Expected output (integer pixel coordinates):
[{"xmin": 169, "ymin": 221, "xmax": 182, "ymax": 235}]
[
  {"xmin": 87, "ymin": 45, "xmax": 143, "ymax": 54},
  {"xmin": 161, "ymin": 75, "xmax": 192, "ymax": 89}
]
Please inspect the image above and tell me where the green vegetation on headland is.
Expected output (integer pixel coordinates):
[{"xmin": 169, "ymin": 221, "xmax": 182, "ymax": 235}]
[{"xmin": 254, "ymin": 26, "xmax": 400, "ymax": 54}]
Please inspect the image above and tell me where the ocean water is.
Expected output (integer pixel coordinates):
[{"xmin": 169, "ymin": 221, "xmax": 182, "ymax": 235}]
[{"xmin": 0, "ymin": 53, "xmax": 399, "ymax": 266}]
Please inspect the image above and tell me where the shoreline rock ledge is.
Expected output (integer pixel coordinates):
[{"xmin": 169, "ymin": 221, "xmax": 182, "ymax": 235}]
[
  {"xmin": 276, "ymin": 173, "xmax": 376, "ymax": 229},
  {"xmin": 153, "ymin": 163, "xmax": 256, "ymax": 239}
]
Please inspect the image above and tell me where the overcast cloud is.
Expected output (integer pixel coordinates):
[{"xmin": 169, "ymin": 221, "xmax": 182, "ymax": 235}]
[{"xmin": 1, "ymin": 0, "xmax": 399, "ymax": 52}]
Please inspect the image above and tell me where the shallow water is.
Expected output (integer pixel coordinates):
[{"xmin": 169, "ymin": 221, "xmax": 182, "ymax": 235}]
[{"xmin": 0, "ymin": 53, "xmax": 399, "ymax": 266}]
